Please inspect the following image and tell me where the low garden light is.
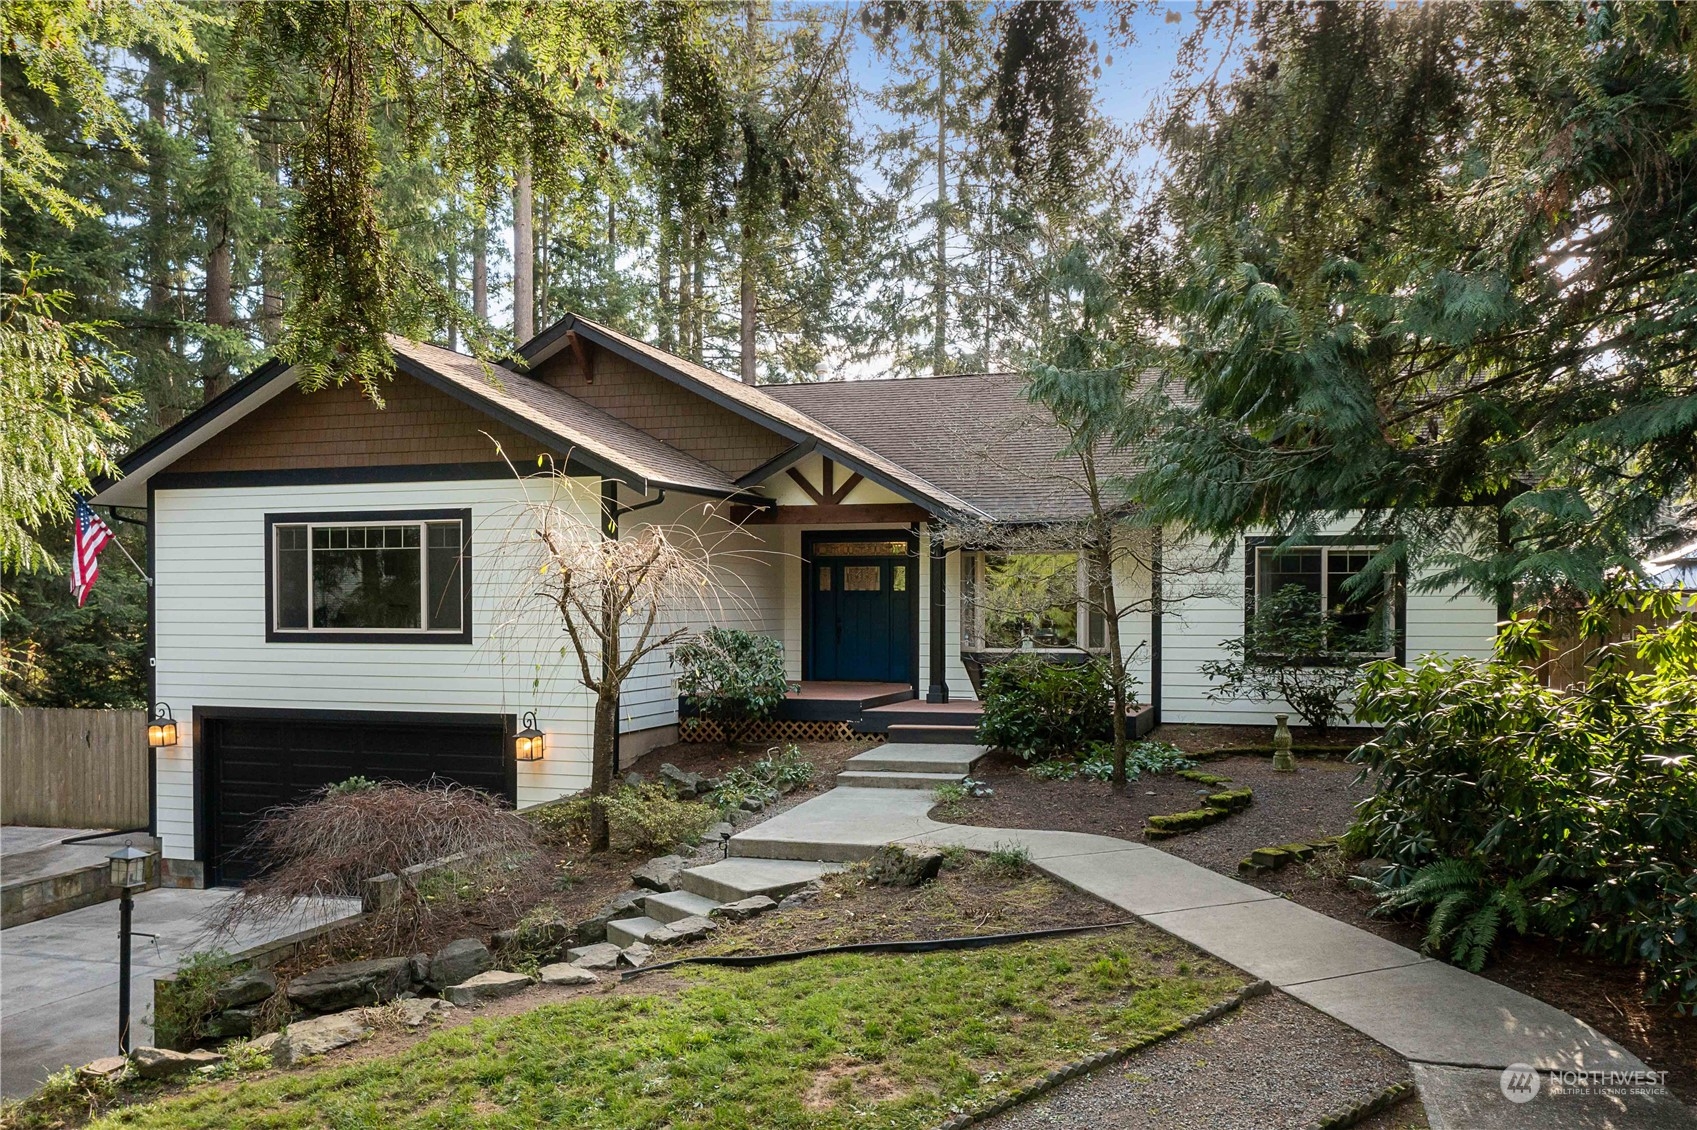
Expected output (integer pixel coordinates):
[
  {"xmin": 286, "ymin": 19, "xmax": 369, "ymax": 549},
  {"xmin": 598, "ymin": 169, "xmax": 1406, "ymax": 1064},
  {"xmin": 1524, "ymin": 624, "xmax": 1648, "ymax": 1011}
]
[
  {"xmin": 146, "ymin": 702, "xmax": 178, "ymax": 748},
  {"xmin": 515, "ymin": 712, "xmax": 545, "ymax": 761},
  {"xmin": 107, "ymin": 843, "xmax": 155, "ymax": 1054}
]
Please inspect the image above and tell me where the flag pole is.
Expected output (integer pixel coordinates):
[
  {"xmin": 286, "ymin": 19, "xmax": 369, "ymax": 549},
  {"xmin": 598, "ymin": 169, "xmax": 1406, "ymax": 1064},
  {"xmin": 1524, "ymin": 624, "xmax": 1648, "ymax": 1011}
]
[{"xmin": 105, "ymin": 527, "xmax": 152, "ymax": 586}]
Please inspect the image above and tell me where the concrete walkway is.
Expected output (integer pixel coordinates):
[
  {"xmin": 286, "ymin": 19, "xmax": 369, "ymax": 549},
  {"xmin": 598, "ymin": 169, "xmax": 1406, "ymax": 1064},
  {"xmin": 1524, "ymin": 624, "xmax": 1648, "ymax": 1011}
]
[
  {"xmin": 0, "ymin": 886, "xmax": 360, "ymax": 1097},
  {"xmin": 731, "ymin": 785, "xmax": 1695, "ymax": 1130}
]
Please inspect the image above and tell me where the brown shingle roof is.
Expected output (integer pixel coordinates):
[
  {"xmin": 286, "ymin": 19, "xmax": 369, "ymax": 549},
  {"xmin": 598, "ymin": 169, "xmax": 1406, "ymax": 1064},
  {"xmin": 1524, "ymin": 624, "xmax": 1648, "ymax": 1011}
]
[
  {"xmin": 764, "ymin": 373, "xmax": 1146, "ymax": 523},
  {"xmin": 389, "ymin": 337, "xmax": 741, "ymax": 496}
]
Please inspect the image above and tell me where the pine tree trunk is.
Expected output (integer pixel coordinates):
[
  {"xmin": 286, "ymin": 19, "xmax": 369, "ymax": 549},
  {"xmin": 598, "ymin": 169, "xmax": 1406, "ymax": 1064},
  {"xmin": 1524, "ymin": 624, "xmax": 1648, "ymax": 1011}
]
[
  {"xmin": 472, "ymin": 221, "xmax": 488, "ymax": 322},
  {"xmin": 204, "ymin": 208, "xmax": 233, "ymax": 401},
  {"xmin": 259, "ymin": 146, "xmax": 284, "ymax": 345},
  {"xmin": 740, "ymin": 254, "xmax": 756, "ymax": 383},
  {"xmin": 658, "ymin": 191, "xmax": 676, "ymax": 352},
  {"xmin": 512, "ymin": 160, "xmax": 535, "ymax": 341},
  {"xmin": 932, "ymin": 24, "xmax": 950, "ymax": 376},
  {"xmin": 692, "ymin": 227, "xmax": 705, "ymax": 359},
  {"xmin": 143, "ymin": 59, "xmax": 176, "ymax": 420},
  {"xmin": 739, "ymin": 0, "xmax": 759, "ymax": 384},
  {"xmin": 445, "ymin": 228, "xmax": 458, "ymax": 352},
  {"xmin": 536, "ymin": 192, "xmax": 549, "ymax": 329},
  {"xmin": 678, "ymin": 223, "xmax": 695, "ymax": 356}
]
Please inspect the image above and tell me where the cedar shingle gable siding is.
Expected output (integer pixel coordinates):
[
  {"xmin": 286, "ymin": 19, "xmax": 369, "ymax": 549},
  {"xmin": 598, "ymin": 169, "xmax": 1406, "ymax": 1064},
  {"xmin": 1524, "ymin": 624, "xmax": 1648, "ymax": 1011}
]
[
  {"xmin": 533, "ymin": 342, "xmax": 792, "ymax": 478},
  {"xmin": 167, "ymin": 373, "xmax": 552, "ymax": 474}
]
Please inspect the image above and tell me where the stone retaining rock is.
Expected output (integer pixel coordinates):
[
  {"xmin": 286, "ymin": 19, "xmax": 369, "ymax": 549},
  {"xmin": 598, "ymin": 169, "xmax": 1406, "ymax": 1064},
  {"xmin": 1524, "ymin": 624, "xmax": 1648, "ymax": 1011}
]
[
  {"xmin": 631, "ymin": 855, "xmax": 686, "ymax": 892},
  {"xmin": 443, "ymin": 970, "xmax": 531, "ymax": 1007},
  {"xmin": 709, "ymin": 895, "xmax": 777, "ymax": 921},
  {"xmin": 619, "ymin": 942, "xmax": 653, "ymax": 968},
  {"xmin": 427, "ymin": 938, "xmax": 493, "ymax": 991},
  {"xmin": 567, "ymin": 942, "xmax": 623, "ymax": 970},
  {"xmin": 131, "ymin": 1046, "xmax": 225, "ymax": 1079},
  {"xmin": 286, "ymin": 956, "xmax": 414, "ymax": 1013},
  {"xmin": 391, "ymin": 998, "xmax": 455, "ymax": 1026},
  {"xmin": 576, "ymin": 890, "xmax": 646, "ymax": 945},
  {"xmin": 79, "ymin": 1056, "xmax": 128, "ymax": 1082},
  {"xmin": 276, "ymin": 1013, "xmax": 370, "ymax": 1066},
  {"xmin": 645, "ymin": 915, "xmax": 717, "ymax": 946},
  {"xmin": 866, "ymin": 844, "xmax": 943, "ymax": 887},
  {"xmin": 659, "ymin": 763, "xmax": 706, "ymax": 799},
  {"xmin": 778, "ymin": 880, "xmax": 823, "ymax": 909},
  {"xmin": 202, "ymin": 1006, "xmax": 261, "ymax": 1040},
  {"xmin": 539, "ymin": 962, "xmax": 600, "ymax": 986},
  {"xmin": 212, "ymin": 968, "xmax": 277, "ymax": 1010}
]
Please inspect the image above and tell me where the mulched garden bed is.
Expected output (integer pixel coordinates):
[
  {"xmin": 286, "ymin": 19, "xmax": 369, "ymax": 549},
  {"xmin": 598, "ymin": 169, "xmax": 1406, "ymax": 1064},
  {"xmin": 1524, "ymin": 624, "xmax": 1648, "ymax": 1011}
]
[
  {"xmin": 977, "ymin": 989, "xmax": 1422, "ymax": 1130},
  {"xmin": 935, "ymin": 750, "xmax": 1371, "ymax": 851},
  {"xmin": 675, "ymin": 853, "xmax": 1128, "ymax": 959}
]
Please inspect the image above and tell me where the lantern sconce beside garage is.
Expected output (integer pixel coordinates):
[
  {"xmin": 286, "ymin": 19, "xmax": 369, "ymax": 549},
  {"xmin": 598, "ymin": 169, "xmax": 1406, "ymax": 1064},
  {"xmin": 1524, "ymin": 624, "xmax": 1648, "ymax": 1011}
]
[
  {"xmin": 146, "ymin": 703, "xmax": 178, "ymax": 748},
  {"xmin": 514, "ymin": 711, "xmax": 545, "ymax": 761}
]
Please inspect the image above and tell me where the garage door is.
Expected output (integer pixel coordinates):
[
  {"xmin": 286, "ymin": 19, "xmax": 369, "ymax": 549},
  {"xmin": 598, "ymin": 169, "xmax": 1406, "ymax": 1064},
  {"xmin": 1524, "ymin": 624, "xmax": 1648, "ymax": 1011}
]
[{"xmin": 203, "ymin": 711, "xmax": 510, "ymax": 885}]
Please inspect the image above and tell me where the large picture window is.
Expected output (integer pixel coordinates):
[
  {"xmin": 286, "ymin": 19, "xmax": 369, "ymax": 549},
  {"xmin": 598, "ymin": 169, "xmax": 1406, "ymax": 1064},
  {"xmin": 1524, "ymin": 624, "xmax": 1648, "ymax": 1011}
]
[
  {"xmin": 267, "ymin": 509, "xmax": 471, "ymax": 643},
  {"xmin": 961, "ymin": 551, "xmax": 1093, "ymax": 651},
  {"xmin": 1248, "ymin": 541, "xmax": 1399, "ymax": 657}
]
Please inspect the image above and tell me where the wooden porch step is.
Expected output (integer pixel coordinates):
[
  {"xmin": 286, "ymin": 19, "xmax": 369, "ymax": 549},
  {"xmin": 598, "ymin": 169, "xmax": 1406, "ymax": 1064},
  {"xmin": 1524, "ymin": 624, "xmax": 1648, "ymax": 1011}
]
[{"xmin": 885, "ymin": 724, "xmax": 982, "ymax": 744}]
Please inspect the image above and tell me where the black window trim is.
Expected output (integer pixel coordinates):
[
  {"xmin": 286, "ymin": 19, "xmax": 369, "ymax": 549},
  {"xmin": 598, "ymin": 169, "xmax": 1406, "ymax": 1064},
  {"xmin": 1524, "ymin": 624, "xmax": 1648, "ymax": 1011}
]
[
  {"xmin": 264, "ymin": 508, "xmax": 473, "ymax": 644},
  {"xmin": 1242, "ymin": 535, "xmax": 1406, "ymax": 666}
]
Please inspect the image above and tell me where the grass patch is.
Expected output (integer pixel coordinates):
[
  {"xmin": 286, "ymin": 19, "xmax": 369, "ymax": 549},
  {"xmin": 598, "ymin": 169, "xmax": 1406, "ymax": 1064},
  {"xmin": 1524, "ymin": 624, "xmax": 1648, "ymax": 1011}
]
[{"xmin": 84, "ymin": 930, "xmax": 1239, "ymax": 1130}]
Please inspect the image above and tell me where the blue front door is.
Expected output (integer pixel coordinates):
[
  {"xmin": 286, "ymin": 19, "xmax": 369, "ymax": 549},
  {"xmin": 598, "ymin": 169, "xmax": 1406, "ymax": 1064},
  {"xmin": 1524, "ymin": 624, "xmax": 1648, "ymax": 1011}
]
[{"xmin": 808, "ymin": 540, "xmax": 914, "ymax": 683}]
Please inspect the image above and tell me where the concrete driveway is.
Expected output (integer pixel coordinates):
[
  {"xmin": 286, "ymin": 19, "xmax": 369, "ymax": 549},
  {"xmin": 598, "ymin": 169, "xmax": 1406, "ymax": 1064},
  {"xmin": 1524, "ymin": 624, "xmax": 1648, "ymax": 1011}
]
[{"xmin": 1, "ymin": 885, "xmax": 359, "ymax": 1097}]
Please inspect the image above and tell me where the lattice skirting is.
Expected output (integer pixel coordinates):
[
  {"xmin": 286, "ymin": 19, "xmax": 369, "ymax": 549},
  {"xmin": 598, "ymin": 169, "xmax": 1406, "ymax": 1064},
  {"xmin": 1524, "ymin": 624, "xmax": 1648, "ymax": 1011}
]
[{"xmin": 679, "ymin": 718, "xmax": 885, "ymax": 745}]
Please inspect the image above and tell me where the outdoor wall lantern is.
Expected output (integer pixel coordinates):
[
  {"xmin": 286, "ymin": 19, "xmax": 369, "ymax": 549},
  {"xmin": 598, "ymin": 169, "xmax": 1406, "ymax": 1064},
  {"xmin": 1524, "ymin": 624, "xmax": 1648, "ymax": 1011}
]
[
  {"xmin": 515, "ymin": 712, "xmax": 545, "ymax": 761},
  {"xmin": 146, "ymin": 702, "xmax": 178, "ymax": 748},
  {"xmin": 108, "ymin": 843, "xmax": 156, "ymax": 1054}
]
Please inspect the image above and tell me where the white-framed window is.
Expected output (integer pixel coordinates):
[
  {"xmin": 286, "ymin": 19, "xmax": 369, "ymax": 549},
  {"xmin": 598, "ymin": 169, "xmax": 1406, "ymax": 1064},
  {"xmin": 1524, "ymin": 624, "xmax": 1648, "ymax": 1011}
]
[
  {"xmin": 960, "ymin": 550, "xmax": 1106, "ymax": 652},
  {"xmin": 1248, "ymin": 541, "xmax": 1399, "ymax": 656},
  {"xmin": 267, "ymin": 509, "xmax": 471, "ymax": 643}
]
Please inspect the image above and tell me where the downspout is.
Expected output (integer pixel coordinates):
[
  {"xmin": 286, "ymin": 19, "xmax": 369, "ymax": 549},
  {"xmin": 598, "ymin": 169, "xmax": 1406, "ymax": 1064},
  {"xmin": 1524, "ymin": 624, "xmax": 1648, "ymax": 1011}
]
[
  {"xmin": 1150, "ymin": 525, "xmax": 1163, "ymax": 728},
  {"xmin": 927, "ymin": 521, "xmax": 949, "ymax": 703},
  {"xmin": 601, "ymin": 479, "xmax": 622, "ymax": 775}
]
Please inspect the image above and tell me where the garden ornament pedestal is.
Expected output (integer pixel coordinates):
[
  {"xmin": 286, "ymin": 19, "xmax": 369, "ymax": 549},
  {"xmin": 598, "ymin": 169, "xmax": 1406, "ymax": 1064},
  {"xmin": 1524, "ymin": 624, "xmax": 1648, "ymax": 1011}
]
[{"xmin": 1271, "ymin": 714, "xmax": 1295, "ymax": 772}]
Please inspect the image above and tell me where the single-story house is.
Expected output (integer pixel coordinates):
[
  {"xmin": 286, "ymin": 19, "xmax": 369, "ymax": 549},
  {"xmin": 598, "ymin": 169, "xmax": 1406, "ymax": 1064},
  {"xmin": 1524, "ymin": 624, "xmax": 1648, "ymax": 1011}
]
[{"xmin": 92, "ymin": 314, "xmax": 1496, "ymax": 885}]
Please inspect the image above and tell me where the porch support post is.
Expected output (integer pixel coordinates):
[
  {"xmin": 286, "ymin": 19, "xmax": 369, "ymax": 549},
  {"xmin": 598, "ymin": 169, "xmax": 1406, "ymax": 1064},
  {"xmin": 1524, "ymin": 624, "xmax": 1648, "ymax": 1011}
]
[{"xmin": 926, "ymin": 521, "xmax": 949, "ymax": 703}]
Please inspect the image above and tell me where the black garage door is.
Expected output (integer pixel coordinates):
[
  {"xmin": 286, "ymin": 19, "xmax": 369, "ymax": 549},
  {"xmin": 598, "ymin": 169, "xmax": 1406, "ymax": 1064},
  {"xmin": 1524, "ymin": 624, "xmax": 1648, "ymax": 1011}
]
[{"xmin": 202, "ymin": 711, "xmax": 511, "ymax": 885}]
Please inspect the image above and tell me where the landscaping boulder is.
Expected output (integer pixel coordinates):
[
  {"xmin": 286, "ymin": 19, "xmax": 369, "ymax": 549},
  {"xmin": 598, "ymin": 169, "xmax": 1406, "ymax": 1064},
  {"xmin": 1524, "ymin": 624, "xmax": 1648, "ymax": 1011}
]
[
  {"xmin": 778, "ymin": 880, "xmax": 823, "ymax": 909},
  {"xmin": 286, "ymin": 956, "xmax": 414, "ymax": 1013},
  {"xmin": 409, "ymin": 953, "xmax": 431, "ymax": 985},
  {"xmin": 246, "ymin": 1032, "xmax": 282, "ymax": 1056},
  {"xmin": 619, "ymin": 942, "xmax": 653, "ymax": 968},
  {"xmin": 632, "ymin": 854, "xmax": 687, "ymax": 892},
  {"xmin": 576, "ymin": 890, "xmax": 646, "ymax": 945},
  {"xmin": 512, "ymin": 913, "xmax": 574, "ymax": 959},
  {"xmin": 427, "ymin": 938, "xmax": 494, "ymax": 991},
  {"xmin": 659, "ymin": 762, "xmax": 706, "ymax": 799},
  {"xmin": 202, "ymin": 1007, "xmax": 261, "ymax": 1041},
  {"xmin": 866, "ymin": 844, "xmax": 943, "ymax": 888},
  {"xmin": 394, "ymin": 998, "xmax": 454, "ymax": 1027},
  {"xmin": 623, "ymin": 771, "xmax": 645, "ymax": 788},
  {"xmin": 567, "ymin": 942, "xmax": 623, "ymax": 970},
  {"xmin": 702, "ymin": 822, "xmax": 735, "ymax": 843},
  {"xmin": 443, "ymin": 970, "xmax": 531, "ymax": 1007},
  {"xmin": 276, "ymin": 1012, "xmax": 370, "ymax": 1066},
  {"xmin": 709, "ymin": 895, "xmax": 776, "ymax": 922},
  {"xmin": 539, "ymin": 962, "xmax": 599, "ymax": 986},
  {"xmin": 79, "ymin": 1056, "xmax": 128, "ymax": 1082},
  {"xmin": 645, "ymin": 915, "xmax": 717, "ymax": 946},
  {"xmin": 131, "ymin": 1046, "xmax": 225, "ymax": 1080},
  {"xmin": 211, "ymin": 968, "xmax": 277, "ymax": 1010}
]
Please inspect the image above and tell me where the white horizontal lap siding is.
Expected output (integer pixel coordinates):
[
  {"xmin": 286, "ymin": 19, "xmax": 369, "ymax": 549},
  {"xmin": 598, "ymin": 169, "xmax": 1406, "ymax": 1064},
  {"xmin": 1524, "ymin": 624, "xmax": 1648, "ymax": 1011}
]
[
  {"xmin": 1157, "ymin": 523, "xmax": 1496, "ymax": 727},
  {"xmin": 152, "ymin": 477, "xmax": 602, "ymax": 860},
  {"xmin": 1111, "ymin": 528, "xmax": 1156, "ymax": 708},
  {"xmin": 615, "ymin": 497, "xmax": 784, "ymax": 735}
]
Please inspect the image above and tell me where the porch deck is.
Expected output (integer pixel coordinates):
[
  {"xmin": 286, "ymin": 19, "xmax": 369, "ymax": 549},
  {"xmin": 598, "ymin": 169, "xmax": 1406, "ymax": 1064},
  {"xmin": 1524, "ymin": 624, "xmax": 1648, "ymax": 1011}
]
[{"xmin": 772, "ymin": 681, "xmax": 985, "ymax": 734}]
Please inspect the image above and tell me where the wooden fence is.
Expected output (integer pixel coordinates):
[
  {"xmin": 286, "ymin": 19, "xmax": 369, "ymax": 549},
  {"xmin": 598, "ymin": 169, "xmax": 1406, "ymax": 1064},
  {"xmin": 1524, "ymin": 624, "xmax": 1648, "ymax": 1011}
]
[
  {"xmin": 1525, "ymin": 607, "xmax": 1683, "ymax": 691},
  {"xmin": 2, "ymin": 707, "xmax": 148, "ymax": 828}
]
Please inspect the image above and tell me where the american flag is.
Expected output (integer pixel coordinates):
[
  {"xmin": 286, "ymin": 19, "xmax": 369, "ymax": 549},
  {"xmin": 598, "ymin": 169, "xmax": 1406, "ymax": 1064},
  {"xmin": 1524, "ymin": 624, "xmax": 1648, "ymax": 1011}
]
[{"xmin": 71, "ymin": 497, "xmax": 113, "ymax": 607}]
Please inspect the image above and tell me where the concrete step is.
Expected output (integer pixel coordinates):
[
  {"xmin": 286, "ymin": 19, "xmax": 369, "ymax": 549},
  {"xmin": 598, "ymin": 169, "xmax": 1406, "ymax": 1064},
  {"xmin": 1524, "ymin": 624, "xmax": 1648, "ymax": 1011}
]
[
  {"xmin": 606, "ymin": 915, "xmax": 664, "ymax": 947},
  {"xmin": 678, "ymin": 858, "xmax": 842, "ymax": 903},
  {"xmin": 886, "ymin": 724, "xmax": 982, "ymax": 744},
  {"xmin": 644, "ymin": 889, "xmax": 721, "ymax": 924},
  {"xmin": 836, "ymin": 770, "xmax": 965, "ymax": 790},
  {"xmin": 843, "ymin": 744, "xmax": 986, "ymax": 775}
]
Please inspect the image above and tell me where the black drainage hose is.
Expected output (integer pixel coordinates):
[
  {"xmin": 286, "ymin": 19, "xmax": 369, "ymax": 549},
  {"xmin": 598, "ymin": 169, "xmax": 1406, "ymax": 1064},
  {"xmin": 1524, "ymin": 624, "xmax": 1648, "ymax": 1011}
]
[{"xmin": 619, "ymin": 918, "xmax": 1144, "ymax": 981}]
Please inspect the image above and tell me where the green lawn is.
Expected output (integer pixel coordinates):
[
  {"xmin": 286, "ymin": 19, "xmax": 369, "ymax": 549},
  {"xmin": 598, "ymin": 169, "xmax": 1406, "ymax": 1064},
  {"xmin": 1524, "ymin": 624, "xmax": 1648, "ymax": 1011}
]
[{"xmin": 93, "ymin": 928, "xmax": 1240, "ymax": 1129}]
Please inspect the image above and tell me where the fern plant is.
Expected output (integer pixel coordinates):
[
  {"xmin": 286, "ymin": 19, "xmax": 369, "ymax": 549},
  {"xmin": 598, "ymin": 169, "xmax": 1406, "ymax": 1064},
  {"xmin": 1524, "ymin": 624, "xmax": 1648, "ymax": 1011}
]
[{"xmin": 1375, "ymin": 859, "xmax": 1536, "ymax": 972}]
